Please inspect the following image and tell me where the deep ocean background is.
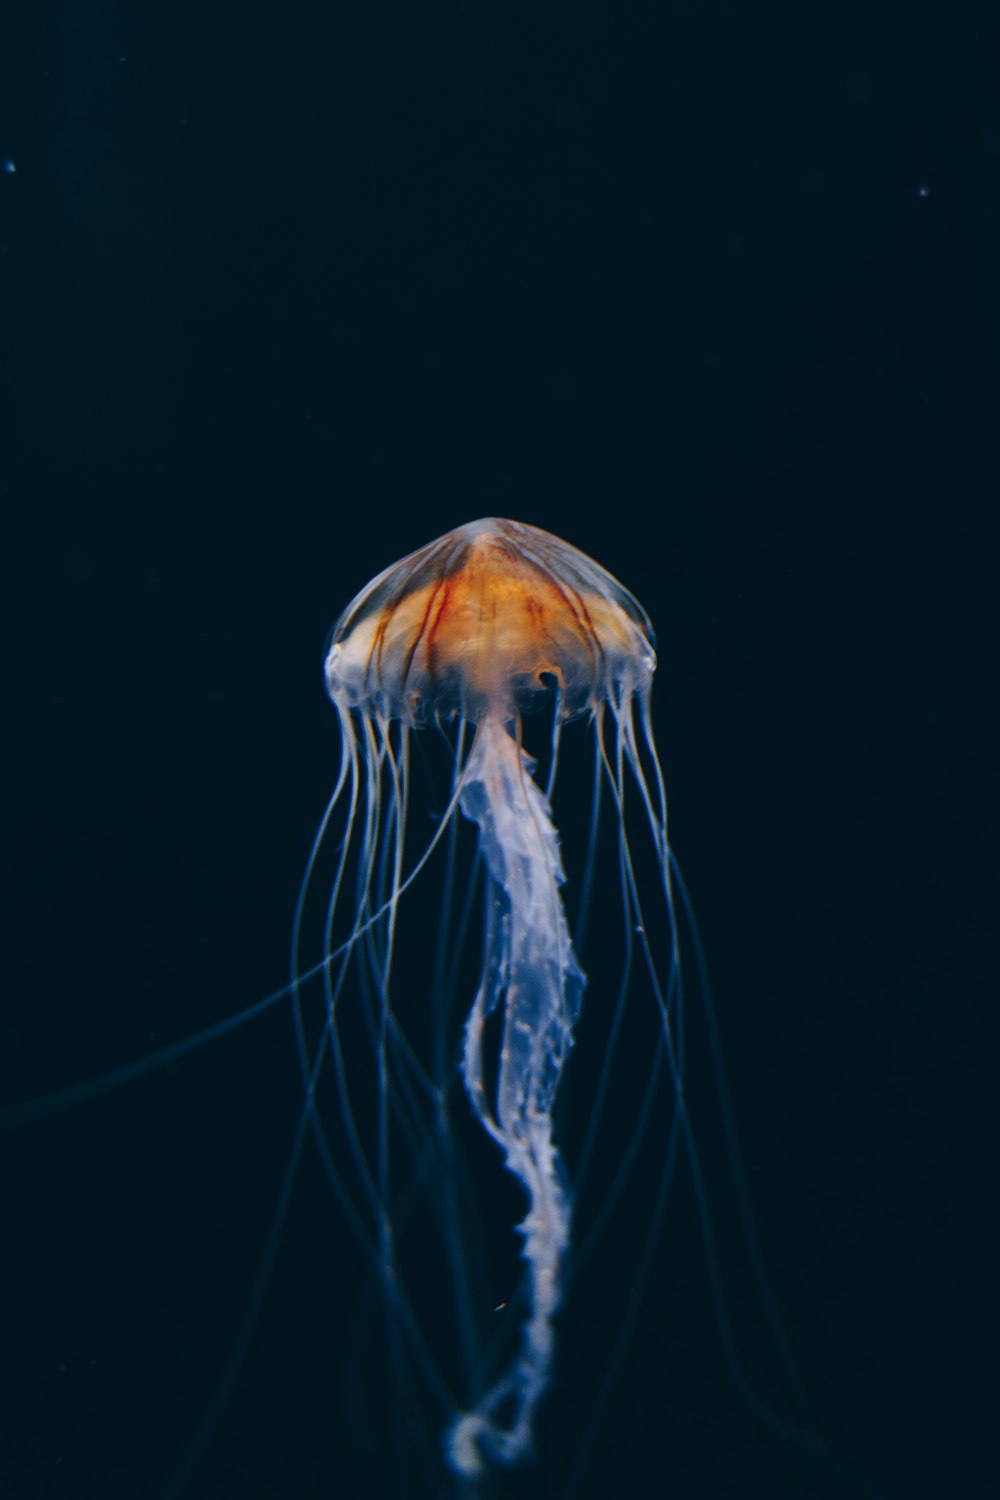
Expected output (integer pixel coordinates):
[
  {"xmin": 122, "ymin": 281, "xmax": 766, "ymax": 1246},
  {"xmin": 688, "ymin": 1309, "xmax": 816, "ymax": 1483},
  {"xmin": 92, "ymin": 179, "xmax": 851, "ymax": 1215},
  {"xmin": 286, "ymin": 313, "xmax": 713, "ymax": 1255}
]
[{"xmin": 1, "ymin": 2, "xmax": 996, "ymax": 1497}]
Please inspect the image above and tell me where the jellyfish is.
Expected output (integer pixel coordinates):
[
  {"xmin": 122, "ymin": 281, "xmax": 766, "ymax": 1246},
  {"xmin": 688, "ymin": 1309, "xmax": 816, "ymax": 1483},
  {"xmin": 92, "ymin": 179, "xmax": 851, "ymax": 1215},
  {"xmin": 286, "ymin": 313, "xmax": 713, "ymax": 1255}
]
[
  {"xmin": 3, "ymin": 515, "xmax": 845, "ymax": 1496},
  {"xmin": 304, "ymin": 517, "xmax": 672, "ymax": 1479}
]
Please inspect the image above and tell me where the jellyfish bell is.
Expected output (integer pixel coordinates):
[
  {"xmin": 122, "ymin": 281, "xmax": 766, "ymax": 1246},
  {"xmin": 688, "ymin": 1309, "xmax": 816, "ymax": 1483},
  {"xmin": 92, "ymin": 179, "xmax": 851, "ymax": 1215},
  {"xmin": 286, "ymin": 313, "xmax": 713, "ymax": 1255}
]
[{"xmin": 324, "ymin": 516, "xmax": 657, "ymax": 725}]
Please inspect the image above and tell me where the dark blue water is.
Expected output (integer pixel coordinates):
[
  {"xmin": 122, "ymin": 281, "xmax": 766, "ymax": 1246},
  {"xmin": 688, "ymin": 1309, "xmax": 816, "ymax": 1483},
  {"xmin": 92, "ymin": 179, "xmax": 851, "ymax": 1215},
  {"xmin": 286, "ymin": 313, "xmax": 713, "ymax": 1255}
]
[{"xmin": 1, "ymin": 2, "xmax": 994, "ymax": 1497}]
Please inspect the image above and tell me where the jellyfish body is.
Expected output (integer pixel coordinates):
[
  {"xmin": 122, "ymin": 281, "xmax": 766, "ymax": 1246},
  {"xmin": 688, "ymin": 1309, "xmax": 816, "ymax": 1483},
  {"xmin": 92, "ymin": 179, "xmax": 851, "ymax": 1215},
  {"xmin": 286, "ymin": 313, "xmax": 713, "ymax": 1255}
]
[{"xmin": 310, "ymin": 518, "xmax": 666, "ymax": 1479}]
